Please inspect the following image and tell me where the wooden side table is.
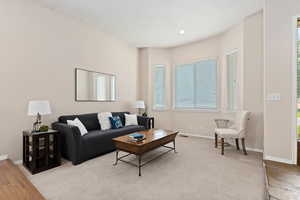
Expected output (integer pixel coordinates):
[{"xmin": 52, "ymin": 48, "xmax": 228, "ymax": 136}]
[{"xmin": 23, "ymin": 129, "xmax": 61, "ymax": 174}]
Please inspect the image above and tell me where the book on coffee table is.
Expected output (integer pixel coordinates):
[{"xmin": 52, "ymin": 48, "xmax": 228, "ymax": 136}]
[{"xmin": 128, "ymin": 133, "xmax": 145, "ymax": 142}]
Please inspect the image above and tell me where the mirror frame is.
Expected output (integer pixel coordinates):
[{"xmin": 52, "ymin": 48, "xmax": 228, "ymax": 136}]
[{"xmin": 75, "ymin": 68, "xmax": 116, "ymax": 102}]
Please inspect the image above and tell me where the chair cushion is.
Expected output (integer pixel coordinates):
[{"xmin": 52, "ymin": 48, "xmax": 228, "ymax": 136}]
[{"xmin": 215, "ymin": 128, "xmax": 239, "ymax": 138}]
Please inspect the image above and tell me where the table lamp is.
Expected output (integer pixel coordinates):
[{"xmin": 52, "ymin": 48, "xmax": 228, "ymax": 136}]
[
  {"xmin": 28, "ymin": 100, "xmax": 51, "ymax": 132},
  {"xmin": 135, "ymin": 100, "xmax": 145, "ymax": 115}
]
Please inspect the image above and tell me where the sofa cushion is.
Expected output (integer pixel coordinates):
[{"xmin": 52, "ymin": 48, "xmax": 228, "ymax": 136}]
[
  {"xmin": 112, "ymin": 112, "xmax": 130, "ymax": 126},
  {"xmin": 82, "ymin": 125, "xmax": 145, "ymax": 143},
  {"xmin": 67, "ymin": 118, "xmax": 88, "ymax": 136},
  {"xmin": 109, "ymin": 116, "xmax": 123, "ymax": 129},
  {"xmin": 98, "ymin": 112, "xmax": 112, "ymax": 130},
  {"xmin": 59, "ymin": 113, "xmax": 100, "ymax": 131}
]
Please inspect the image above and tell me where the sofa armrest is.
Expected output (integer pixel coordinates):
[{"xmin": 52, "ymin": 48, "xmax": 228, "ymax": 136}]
[
  {"xmin": 137, "ymin": 116, "xmax": 153, "ymax": 129},
  {"xmin": 52, "ymin": 122, "xmax": 82, "ymax": 165}
]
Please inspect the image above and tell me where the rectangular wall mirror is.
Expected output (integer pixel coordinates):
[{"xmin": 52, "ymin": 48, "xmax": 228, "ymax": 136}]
[{"xmin": 75, "ymin": 68, "xmax": 116, "ymax": 102}]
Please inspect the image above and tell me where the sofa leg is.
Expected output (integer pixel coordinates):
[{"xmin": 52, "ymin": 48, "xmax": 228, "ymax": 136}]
[
  {"xmin": 241, "ymin": 138, "xmax": 247, "ymax": 155},
  {"xmin": 235, "ymin": 138, "xmax": 240, "ymax": 151},
  {"xmin": 221, "ymin": 138, "xmax": 224, "ymax": 155},
  {"xmin": 215, "ymin": 133, "xmax": 218, "ymax": 148}
]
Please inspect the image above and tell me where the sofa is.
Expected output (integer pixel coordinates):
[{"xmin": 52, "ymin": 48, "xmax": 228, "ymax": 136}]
[{"xmin": 52, "ymin": 112, "xmax": 152, "ymax": 165}]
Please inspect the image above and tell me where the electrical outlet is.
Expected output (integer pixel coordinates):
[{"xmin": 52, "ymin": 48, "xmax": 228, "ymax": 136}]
[{"xmin": 266, "ymin": 93, "xmax": 281, "ymax": 101}]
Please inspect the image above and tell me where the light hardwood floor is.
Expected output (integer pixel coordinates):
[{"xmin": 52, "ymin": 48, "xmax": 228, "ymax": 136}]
[
  {"xmin": 0, "ymin": 159, "xmax": 44, "ymax": 200},
  {"xmin": 265, "ymin": 160, "xmax": 300, "ymax": 200}
]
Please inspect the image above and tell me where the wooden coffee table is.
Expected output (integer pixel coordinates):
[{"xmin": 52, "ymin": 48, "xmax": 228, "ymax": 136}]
[{"xmin": 112, "ymin": 129, "xmax": 178, "ymax": 176}]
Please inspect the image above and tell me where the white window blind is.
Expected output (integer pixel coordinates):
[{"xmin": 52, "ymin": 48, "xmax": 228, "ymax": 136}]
[
  {"xmin": 227, "ymin": 52, "xmax": 238, "ymax": 111},
  {"xmin": 175, "ymin": 60, "xmax": 217, "ymax": 109},
  {"xmin": 153, "ymin": 65, "xmax": 166, "ymax": 109}
]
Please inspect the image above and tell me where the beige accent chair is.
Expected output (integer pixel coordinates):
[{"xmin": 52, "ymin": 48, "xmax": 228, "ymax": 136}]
[{"xmin": 214, "ymin": 111, "xmax": 251, "ymax": 155}]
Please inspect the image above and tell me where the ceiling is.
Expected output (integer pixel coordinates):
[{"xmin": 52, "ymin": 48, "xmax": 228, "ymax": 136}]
[{"xmin": 35, "ymin": 0, "xmax": 263, "ymax": 47}]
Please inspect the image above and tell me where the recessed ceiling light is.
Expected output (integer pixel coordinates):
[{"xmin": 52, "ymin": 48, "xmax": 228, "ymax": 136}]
[{"xmin": 179, "ymin": 30, "xmax": 185, "ymax": 35}]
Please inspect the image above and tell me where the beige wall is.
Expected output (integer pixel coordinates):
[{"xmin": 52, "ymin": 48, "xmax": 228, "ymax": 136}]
[
  {"xmin": 0, "ymin": 0, "xmax": 138, "ymax": 161},
  {"xmin": 147, "ymin": 48, "xmax": 173, "ymax": 130},
  {"xmin": 139, "ymin": 12, "xmax": 264, "ymax": 151},
  {"xmin": 219, "ymin": 23, "xmax": 244, "ymax": 111},
  {"xmin": 244, "ymin": 11, "xmax": 264, "ymax": 153},
  {"xmin": 264, "ymin": 0, "xmax": 300, "ymax": 163}
]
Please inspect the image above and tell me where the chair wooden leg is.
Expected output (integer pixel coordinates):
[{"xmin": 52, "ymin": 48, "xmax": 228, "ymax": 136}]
[
  {"xmin": 241, "ymin": 138, "xmax": 247, "ymax": 155},
  {"xmin": 215, "ymin": 133, "xmax": 218, "ymax": 148},
  {"xmin": 235, "ymin": 138, "xmax": 240, "ymax": 151},
  {"xmin": 221, "ymin": 138, "xmax": 224, "ymax": 155}
]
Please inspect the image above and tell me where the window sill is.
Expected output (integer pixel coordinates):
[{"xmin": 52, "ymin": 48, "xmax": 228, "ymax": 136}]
[
  {"xmin": 152, "ymin": 108, "xmax": 169, "ymax": 112},
  {"xmin": 221, "ymin": 110, "xmax": 238, "ymax": 114},
  {"xmin": 172, "ymin": 108, "xmax": 220, "ymax": 113}
]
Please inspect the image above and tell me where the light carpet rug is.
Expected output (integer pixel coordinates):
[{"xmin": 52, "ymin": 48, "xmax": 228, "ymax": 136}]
[{"xmin": 20, "ymin": 136, "xmax": 265, "ymax": 200}]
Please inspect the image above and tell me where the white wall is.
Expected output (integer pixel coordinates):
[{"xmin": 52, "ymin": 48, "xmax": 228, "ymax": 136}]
[
  {"xmin": 139, "ymin": 12, "xmax": 264, "ymax": 151},
  {"xmin": 0, "ymin": 0, "xmax": 138, "ymax": 161},
  {"xmin": 264, "ymin": 0, "xmax": 300, "ymax": 163}
]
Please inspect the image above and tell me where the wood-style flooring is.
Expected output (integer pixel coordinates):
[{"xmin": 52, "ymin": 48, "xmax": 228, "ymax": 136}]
[
  {"xmin": 0, "ymin": 159, "xmax": 44, "ymax": 200},
  {"xmin": 265, "ymin": 160, "xmax": 300, "ymax": 200}
]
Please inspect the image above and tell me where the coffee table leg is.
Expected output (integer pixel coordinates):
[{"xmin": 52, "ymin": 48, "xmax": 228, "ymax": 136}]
[
  {"xmin": 138, "ymin": 155, "xmax": 142, "ymax": 176},
  {"xmin": 113, "ymin": 150, "xmax": 119, "ymax": 166},
  {"xmin": 173, "ymin": 140, "xmax": 177, "ymax": 153}
]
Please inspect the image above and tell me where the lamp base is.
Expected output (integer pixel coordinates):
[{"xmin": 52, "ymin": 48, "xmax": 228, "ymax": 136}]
[{"xmin": 32, "ymin": 113, "xmax": 42, "ymax": 132}]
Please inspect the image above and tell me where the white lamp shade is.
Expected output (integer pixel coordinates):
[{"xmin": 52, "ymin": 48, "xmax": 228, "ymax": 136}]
[
  {"xmin": 28, "ymin": 100, "xmax": 51, "ymax": 116},
  {"xmin": 135, "ymin": 100, "xmax": 145, "ymax": 109}
]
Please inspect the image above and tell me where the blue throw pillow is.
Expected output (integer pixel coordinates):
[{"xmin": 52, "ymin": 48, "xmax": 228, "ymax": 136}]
[{"xmin": 109, "ymin": 116, "xmax": 123, "ymax": 129}]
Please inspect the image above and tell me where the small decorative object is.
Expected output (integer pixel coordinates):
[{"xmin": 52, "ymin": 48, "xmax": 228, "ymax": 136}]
[
  {"xmin": 135, "ymin": 100, "xmax": 145, "ymax": 115},
  {"xmin": 142, "ymin": 112, "xmax": 148, "ymax": 117},
  {"xmin": 39, "ymin": 125, "xmax": 49, "ymax": 132},
  {"xmin": 28, "ymin": 100, "xmax": 51, "ymax": 132}
]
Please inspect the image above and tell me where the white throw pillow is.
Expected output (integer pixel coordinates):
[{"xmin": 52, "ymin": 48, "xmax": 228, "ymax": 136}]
[
  {"xmin": 125, "ymin": 114, "xmax": 138, "ymax": 126},
  {"xmin": 98, "ymin": 112, "xmax": 112, "ymax": 130},
  {"xmin": 67, "ymin": 118, "xmax": 88, "ymax": 136}
]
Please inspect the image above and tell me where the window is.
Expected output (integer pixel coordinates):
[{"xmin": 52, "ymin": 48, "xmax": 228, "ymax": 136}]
[
  {"xmin": 153, "ymin": 65, "xmax": 166, "ymax": 109},
  {"xmin": 175, "ymin": 60, "xmax": 217, "ymax": 109},
  {"xmin": 227, "ymin": 51, "xmax": 238, "ymax": 111},
  {"xmin": 96, "ymin": 75, "xmax": 106, "ymax": 100}
]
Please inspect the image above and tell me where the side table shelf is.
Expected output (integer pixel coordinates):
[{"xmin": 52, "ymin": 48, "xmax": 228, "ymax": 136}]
[{"xmin": 23, "ymin": 129, "xmax": 61, "ymax": 174}]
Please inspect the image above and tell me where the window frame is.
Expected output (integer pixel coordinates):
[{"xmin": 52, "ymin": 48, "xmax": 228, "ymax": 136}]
[
  {"xmin": 172, "ymin": 58, "xmax": 220, "ymax": 112},
  {"xmin": 152, "ymin": 64, "xmax": 167, "ymax": 111}
]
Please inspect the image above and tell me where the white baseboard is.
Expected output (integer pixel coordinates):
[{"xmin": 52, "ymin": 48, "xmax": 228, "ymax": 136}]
[
  {"xmin": 0, "ymin": 154, "xmax": 22, "ymax": 165},
  {"xmin": 0, "ymin": 154, "xmax": 8, "ymax": 161},
  {"xmin": 180, "ymin": 132, "xmax": 214, "ymax": 140},
  {"xmin": 264, "ymin": 155, "xmax": 294, "ymax": 165},
  {"xmin": 179, "ymin": 132, "xmax": 263, "ymax": 153},
  {"xmin": 14, "ymin": 160, "xmax": 23, "ymax": 165}
]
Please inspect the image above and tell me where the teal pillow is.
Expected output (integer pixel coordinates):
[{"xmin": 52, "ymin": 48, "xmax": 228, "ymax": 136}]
[{"xmin": 109, "ymin": 116, "xmax": 123, "ymax": 129}]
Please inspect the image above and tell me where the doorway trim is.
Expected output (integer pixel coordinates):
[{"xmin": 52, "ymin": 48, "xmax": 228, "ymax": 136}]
[{"xmin": 291, "ymin": 15, "xmax": 299, "ymax": 165}]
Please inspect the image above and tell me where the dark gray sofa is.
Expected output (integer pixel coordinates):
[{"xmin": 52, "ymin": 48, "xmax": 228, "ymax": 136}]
[{"xmin": 52, "ymin": 112, "xmax": 151, "ymax": 165}]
